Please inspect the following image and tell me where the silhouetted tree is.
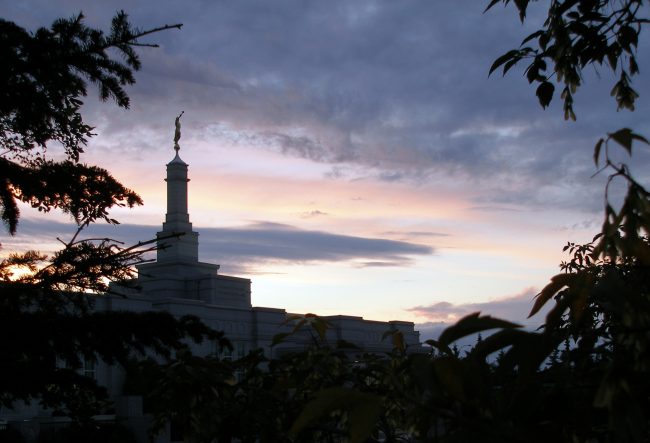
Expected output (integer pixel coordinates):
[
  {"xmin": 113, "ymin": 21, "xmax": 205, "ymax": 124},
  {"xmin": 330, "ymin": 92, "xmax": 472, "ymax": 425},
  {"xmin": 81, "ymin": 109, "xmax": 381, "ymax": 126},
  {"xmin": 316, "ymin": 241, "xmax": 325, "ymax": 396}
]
[
  {"xmin": 486, "ymin": 1, "xmax": 650, "ymax": 440},
  {"xmin": 0, "ymin": 11, "xmax": 223, "ymax": 423}
]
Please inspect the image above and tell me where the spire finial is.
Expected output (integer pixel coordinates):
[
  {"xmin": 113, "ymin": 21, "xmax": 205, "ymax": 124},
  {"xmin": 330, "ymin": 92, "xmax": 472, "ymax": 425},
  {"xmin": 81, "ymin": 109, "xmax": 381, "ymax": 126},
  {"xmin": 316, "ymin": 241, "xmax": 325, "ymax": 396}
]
[{"xmin": 173, "ymin": 111, "xmax": 185, "ymax": 153}]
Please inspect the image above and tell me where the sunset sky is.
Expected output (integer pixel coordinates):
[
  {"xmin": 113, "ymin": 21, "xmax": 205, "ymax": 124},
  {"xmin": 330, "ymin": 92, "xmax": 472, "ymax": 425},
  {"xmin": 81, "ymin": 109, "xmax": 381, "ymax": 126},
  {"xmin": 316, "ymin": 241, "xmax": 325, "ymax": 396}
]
[{"xmin": 2, "ymin": 1, "xmax": 649, "ymax": 338}]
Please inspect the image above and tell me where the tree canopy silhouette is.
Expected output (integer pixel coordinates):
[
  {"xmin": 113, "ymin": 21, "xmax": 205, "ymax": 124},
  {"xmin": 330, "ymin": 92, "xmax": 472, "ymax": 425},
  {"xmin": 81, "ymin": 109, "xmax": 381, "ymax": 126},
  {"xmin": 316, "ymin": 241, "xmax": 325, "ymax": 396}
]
[
  {"xmin": 0, "ymin": 11, "xmax": 225, "ymax": 424},
  {"xmin": 0, "ymin": 11, "xmax": 182, "ymax": 234}
]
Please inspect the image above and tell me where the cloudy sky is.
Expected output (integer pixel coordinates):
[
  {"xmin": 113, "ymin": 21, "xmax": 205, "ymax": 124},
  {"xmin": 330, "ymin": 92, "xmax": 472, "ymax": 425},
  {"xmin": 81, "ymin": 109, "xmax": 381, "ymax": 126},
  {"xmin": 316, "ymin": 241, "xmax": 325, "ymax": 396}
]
[{"xmin": 2, "ymin": 1, "xmax": 649, "ymax": 337}]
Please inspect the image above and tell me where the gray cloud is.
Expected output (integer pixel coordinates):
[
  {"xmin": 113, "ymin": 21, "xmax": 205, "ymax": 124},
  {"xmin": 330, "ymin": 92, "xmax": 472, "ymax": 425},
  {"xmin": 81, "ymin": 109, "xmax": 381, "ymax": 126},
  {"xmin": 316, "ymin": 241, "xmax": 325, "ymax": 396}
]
[
  {"xmin": 3, "ymin": 1, "xmax": 649, "ymax": 213},
  {"xmin": 9, "ymin": 219, "xmax": 434, "ymax": 275},
  {"xmin": 199, "ymin": 221, "xmax": 433, "ymax": 271}
]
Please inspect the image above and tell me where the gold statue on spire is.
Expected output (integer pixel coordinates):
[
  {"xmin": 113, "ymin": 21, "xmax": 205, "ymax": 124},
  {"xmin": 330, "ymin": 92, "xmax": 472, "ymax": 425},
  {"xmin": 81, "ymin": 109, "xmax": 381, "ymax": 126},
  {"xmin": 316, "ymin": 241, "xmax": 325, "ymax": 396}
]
[{"xmin": 173, "ymin": 111, "xmax": 184, "ymax": 153}]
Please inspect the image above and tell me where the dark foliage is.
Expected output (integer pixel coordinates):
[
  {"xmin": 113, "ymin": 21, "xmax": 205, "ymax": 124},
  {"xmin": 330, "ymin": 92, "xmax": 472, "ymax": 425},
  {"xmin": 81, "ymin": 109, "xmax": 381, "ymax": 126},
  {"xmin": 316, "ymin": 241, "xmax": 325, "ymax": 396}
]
[
  {"xmin": 0, "ymin": 11, "xmax": 181, "ymax": 235},
  {"xmin": 487, "ymin": 0, "xmax": 648, "ymax": 119},
  {"xmin": 0, "ymin": 11, "xmax": 221, "ymax": 426},
  {"xmin": 35, "ymin": 422, "xmax": 137, "ymax": 443}
]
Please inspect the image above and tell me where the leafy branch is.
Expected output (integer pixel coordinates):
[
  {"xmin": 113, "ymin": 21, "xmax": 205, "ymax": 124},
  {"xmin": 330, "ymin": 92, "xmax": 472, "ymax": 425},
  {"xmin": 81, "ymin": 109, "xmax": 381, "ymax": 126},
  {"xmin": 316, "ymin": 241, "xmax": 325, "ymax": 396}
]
[
  {"xmin": 487, "ymin": 0, "xmax": 648, "ymax": 118},
  {"xmin": 0, "ymin": 11, "xmax": 183, "ymax": 160}
]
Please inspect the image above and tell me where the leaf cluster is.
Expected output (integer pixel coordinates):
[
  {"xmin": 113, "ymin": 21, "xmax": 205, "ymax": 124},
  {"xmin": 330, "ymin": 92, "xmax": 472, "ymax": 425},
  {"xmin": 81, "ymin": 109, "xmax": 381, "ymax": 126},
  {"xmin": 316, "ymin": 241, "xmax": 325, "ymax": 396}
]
[
  {"xmin": 0, "ymin": 12, "xmax": 181, "ymax": 236},
  {"xmin": 592, "ymin": 128, "xmax": 650, "ymax": 264},
  {"xmin": 487, "ymin": 0, "xmax": 648, "ymax": 118},
  {"xmin": 0, "ymin": 157, "xmax": 142, "ymax": 236},
  {"xmin": 0, "ymin": 11, "xmax": 180, "ymax": 159}
]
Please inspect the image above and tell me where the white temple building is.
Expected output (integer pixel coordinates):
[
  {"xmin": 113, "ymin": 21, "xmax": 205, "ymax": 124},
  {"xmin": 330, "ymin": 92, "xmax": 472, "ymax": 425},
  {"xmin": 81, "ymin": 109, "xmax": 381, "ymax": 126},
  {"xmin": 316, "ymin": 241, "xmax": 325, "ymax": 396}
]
[
  {"xmin": 112, "ymin": 128, "xmax": 421, "ymax": 359},
  {"xmin": 1, "ymin": 124, "xmax": 421, "ymax": 442}
]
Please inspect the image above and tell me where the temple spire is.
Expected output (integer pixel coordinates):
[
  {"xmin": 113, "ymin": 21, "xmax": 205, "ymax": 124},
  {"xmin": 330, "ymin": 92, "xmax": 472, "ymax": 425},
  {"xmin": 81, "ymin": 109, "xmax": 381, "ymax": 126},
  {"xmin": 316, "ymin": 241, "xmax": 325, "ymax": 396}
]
[{"xmin": 156, "ymin": 112, "xmax": 199, "ymax": 263}]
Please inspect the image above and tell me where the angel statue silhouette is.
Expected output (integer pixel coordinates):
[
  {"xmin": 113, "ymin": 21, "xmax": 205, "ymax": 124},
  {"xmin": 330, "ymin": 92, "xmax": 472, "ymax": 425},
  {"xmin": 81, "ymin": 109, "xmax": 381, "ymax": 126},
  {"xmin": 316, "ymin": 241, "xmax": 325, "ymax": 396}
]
[{"xmin": 173, "ymin": 111, "xmax": 184, "ymax": 152}]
